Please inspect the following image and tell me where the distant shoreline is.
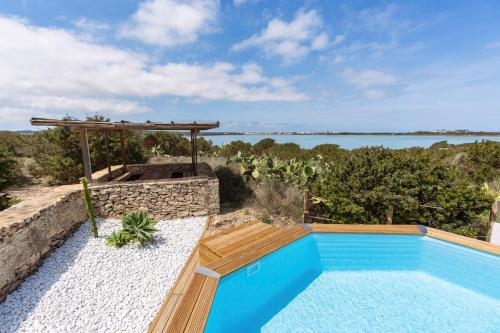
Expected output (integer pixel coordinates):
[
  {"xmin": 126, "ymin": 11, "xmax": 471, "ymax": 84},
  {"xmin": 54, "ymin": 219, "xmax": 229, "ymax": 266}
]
[
  {"xmin": 197, "ymin": 131, "xmax": 500, "ymax": 136},
  {"xmin": 12, "ymin": 130, "xmax": 500, "ymax": 137}
]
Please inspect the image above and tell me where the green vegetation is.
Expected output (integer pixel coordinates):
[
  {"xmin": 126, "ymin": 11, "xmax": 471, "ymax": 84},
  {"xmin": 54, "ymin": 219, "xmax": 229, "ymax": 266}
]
[
  {"xmin": 226, "ymin": 140, "xmax": 500, "ymax": 238},
  {"xmin": 0, "ymin": 140, "xmax": 17, "ymax": 210},
  {"xmin": 106, "ymin": 212, "xmax": 159, "ymax": 247},
  {"xmin": 81, "ymin": 177, "xmax": 98, "ymax": 238},
  {"xmin": 1, "ymin": 119, "xmax": 499, "ymax": 240}
]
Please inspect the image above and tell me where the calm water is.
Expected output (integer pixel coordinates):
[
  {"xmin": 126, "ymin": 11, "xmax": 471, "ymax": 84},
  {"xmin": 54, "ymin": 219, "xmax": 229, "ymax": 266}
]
[
  {"xmin": 199, "ymin": 134, "xmax": 500, "ymax": 149},
  {"xmin": 205, "ymin": 234, "xmax": 500, "ymax": 333}
]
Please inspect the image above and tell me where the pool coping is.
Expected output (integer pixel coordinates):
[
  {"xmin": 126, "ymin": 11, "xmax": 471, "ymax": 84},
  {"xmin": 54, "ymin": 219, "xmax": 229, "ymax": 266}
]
[{"xmin": 148, "ymin": 223, "xmax": 500, "ymax": 333}]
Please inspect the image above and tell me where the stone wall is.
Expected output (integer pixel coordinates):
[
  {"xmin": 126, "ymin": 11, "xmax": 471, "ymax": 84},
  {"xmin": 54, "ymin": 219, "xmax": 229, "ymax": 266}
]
[
  {"xmin": 90, "ymin": 163, "xmax": 219, "ymax": 220},
  {"xmin": 0, "ymin": 185, "xmax": 86, "ymax": 302}
]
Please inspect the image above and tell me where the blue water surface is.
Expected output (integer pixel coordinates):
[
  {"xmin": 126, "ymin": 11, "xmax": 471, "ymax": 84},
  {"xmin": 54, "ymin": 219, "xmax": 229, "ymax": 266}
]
[
  {"xmin": 205, "ymin": 234, "xmax": 500, "ymax": 333},
  {"xmin": 199, "ymin": 134, "xmax": 500, "ymax": 149}
]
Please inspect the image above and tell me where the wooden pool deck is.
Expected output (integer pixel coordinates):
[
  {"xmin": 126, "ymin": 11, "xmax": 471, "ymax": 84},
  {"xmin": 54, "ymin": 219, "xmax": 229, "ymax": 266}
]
[{"xmin": 148, "ymin": 222, "xmax": 500, "ymax": 333}]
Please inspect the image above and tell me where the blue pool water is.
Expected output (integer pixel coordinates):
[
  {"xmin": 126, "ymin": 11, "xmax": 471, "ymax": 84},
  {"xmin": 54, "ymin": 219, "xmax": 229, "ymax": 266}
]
[{"xmin": 205, "ymin": 234, "xmax": 500, "ymax": 333}]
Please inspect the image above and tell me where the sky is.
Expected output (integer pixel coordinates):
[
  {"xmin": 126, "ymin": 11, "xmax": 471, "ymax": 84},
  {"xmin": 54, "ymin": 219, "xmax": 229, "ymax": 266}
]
[{"xmin": 0, "ymin": 0, "xmax": 499, "ymax": 132}]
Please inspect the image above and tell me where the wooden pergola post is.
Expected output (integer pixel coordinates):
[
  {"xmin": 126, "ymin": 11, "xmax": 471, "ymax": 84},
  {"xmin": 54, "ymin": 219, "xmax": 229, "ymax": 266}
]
[
  {"xmin": 104, "ymin": 131, "xmax": 112, "ymax": 181},
  {"xmin": 303, "ymin": 189, "xmax": 311, "ymax": 223},
  {"xmin": 120, "ymin": 130, "xmax": 127, "ymax": 172},
  {"xmin": 486, "ymin": 200, "xmax": 499, "ymax": 242},
  {"xmin": 79, "ymin": 129, "xmax": 92, "ymax": 181},
  {"xmin": 190, "ymin": 129, "xmax": 198, "ymax": 176}
]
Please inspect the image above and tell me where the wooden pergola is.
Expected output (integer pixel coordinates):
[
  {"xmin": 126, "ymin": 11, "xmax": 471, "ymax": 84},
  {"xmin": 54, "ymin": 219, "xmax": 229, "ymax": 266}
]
[{"xmin": 30, "ymin": 117, "xmax": 219, "ymax": 182}]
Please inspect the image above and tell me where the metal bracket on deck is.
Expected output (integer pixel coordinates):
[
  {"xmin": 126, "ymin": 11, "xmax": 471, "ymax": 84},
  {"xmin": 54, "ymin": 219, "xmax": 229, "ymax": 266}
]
[
  {"xmin": 417, "ymin": 225, "xmax": 428, "ymax": 234},
  {"xmin": 299, "ymin": 223, "xmax": 313, "ymax": 231},
  {"xmin": 196, "ymin": 266, "xmax": 221, "ymax": 279}
]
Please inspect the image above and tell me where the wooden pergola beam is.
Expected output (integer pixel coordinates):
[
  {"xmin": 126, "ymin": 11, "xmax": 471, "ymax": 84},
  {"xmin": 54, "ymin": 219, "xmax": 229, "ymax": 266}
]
[{"xmin": 30, "ymin": 117, "xmax": 219, "ymax": 131}]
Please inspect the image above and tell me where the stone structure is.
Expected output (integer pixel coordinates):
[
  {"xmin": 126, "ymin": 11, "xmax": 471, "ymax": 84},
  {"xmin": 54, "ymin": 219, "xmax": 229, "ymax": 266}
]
[
  {"xmin": 90, "ymin": 163, "xmax": 220, "ymax": 220},
  {"xmin": 0, "ymin": 185, "xmax": 86, "ymax": 302},
  {"xmin": 92, "ymin": 165, "xmax": 125, "ymax": 183},
  {"xmin": 0, "ymin": 162, "xmax": 220, "ymax": 302}
]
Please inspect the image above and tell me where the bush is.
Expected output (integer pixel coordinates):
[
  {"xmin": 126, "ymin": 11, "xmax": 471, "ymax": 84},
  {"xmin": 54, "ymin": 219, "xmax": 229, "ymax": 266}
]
[
  {"xmin": 0, "ymin": 143, "xmax": 17, "ymax": 210},
  {"xmin": 217, "ymin": 140, "xmax": 252, "ymax": 158},
  {"xmin": 0, "ymin": 144, "xmax": 17, "ymax": 191},
  {"xmin": 252, "ymin": 138, "xmax": 276, "ymax": 155},
  {"xmin": 214, "ymin": 166, "xmax": 252, "ymax": 208},
  {"xmin": 315, "ymin": 147, "xmax": 493, "ymax": 226},
  {"xmin": 463, "ymin": 141, "xmax": 500, "ymax": 183},
  {"xmin": 250, "ymin": 179, "xmax": 303, "ymax": 222}
]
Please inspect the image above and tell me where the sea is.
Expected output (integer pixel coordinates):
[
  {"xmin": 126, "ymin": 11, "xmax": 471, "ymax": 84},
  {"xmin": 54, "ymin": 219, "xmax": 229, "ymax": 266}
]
[{"xmin": 198, "ymin": 134, "xmax": 500, "ymax": 150}]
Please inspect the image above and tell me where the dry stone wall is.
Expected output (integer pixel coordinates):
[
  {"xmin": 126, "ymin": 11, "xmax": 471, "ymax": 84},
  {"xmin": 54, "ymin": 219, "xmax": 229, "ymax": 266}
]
[
  {"xmin": 0, "ymin": 185, "xmax": 86, "ymax": 302},
  {"xmin": 90, "ymin": 176, "xmax": 219, "ymax": 220}
]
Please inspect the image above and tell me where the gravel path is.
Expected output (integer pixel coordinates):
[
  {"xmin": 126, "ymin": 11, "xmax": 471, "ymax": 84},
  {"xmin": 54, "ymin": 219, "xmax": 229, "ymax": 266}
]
[{"xmin": 0, "ymin": 216, "xmax": 206, "ymax": 333}]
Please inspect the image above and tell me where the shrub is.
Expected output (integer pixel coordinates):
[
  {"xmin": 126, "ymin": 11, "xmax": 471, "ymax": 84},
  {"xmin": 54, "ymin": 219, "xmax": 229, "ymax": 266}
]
[
  {"xmin": 217, "ymin": 140, "xmax": 252, "ymax": 158},
  {"xmin": 0, "ymin": 143, "xmax": 16, "ymax": 190},
  {"xmin": 252, "ymin": 138, "xmax": 276, "ymax": 155},
  {"xmin": 0, "ymin": 143, "xmax": 17, "ymax": 210},
  {"xmin": 250, "ymin": 179, "xmax": 303, "ymax": 222},
  {"xmin": 214, "ymin": 165, "xmax": 252, "ymax": 208}
]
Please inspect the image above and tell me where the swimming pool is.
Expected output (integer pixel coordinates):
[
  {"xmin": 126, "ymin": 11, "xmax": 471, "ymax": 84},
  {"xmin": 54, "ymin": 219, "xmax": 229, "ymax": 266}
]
[{"xmin": 204, "ymin": 234, "xmax": 500, "ymax": 333}]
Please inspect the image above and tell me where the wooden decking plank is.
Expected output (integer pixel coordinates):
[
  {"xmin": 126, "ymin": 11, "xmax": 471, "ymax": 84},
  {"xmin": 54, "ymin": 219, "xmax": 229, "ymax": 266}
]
[
  {"xmin": 148, "ymin": 246, "xmax": 201, "ymax": 333},
  {"xmin": 184, "ymin": 276, "xmax": 219, "ymax": 333},
  {"xmin": 425, "ymin": 227, "xmax": 500, "ymax": 255},
  {"xmin": 214, "ymin": 227, "xmax": 310, "ymax": 276},
  {"xmin": 211, "ymin": 223, "xmax": 275, "ymax": 251},
  {"xmin": 164, "ymin": 273, "xmax": 207, "ymax": 333},
  {"xmin": 309, "ymin": 224, "xmax": 422, "ymax": 234},
  {"xmin": 207, "ymin": 226, "xmax": 307, "ymax": 271},
  {"xmin": 200, "ymin": 221, "xmax": 259, "ymax": 244},
  {"xmin": 150, "ymin": 215, "xmax": 214, "ymax": 333},
  {"xmin": 216, "ymin": 226, "xmax": 280, "ymax": 257},
  {"xmin": 198, "ymin": 243, "xmax": 222, "ymax": 265},
  {"xmin": 201, "ymin": 221, "xmax": 265, "ymax": 248}
]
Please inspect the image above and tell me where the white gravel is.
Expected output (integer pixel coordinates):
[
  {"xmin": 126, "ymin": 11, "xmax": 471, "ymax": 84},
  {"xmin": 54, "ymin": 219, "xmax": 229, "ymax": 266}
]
[{"xmin": 0, "ymin": 216, "xmax": 206, "ymax": 333}]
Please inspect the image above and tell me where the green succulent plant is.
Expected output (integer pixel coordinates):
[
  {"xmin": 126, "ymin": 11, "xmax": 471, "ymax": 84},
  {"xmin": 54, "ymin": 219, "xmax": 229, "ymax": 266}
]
[
  {"xmin": 105, "ymin": 211, "xmax": 159, "ymax": 247},
  {"xmin": 121, "ymin": 211, "xmax": 159, "ymax": 246},
  {"xmin": 106, "ymin": 230, "xmax": 131, "ymax": 248}
]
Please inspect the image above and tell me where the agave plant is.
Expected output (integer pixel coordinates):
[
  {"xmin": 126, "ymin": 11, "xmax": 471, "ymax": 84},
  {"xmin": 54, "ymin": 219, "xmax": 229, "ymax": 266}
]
[
  {"xmin": 106, "ymin": 230, "xmax": 131, "ymax": 248},
  {"xmin": 105, "ymin": 211, "xmax": 159, "ymax": 247},
  {"xmin": 121, "ymin": 211, "xmax": 159, "ymax": 246}
]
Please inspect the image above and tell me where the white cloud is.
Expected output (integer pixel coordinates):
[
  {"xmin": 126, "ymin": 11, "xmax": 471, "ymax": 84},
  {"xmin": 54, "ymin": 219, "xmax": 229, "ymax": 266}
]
[
  {"xmin": 342, "ymin": 69, "xmax": 397, "ymax": 88},
  {"xmin": 119, "ymin": 0, "xmax": 218, "ymax": 47},
  {"xmin": 232, "ymin": 9, "xmax": 330, "ymax": 63},
  {"xmin": 73, "ymin": 18, "xmax": 109, "ymax": 32},
  {"xmin": 485, "ymin": 40, "xmax": 500, "ymax": 49},
  {"xmin": 342, "ymin": 69, "xmax": 397, "ymax": 99},
  {"xmin": 0, "ymin": 16, "xmax": 306, "ymax": 126},
  {"xmin": 233, "ymin": 0, "xmax": 246, "ymax": 5}
]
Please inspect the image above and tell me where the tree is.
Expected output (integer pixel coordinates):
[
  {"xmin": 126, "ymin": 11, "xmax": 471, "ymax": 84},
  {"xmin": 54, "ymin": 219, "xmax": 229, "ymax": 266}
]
[
  {"xmin": 314, "ymin": 147, "xmax": 492, "ymax": 228},
  {"xmin": 217, "ymin": 140, "xmax": 252, "ymax": 158},
  {"xmin": 252, "ymin": 138, "xmax": 276, "ymax": 155},
  {"xmin": 33, "ymin": 114, "xmax": 147, "ymax": 184},
  {"xmin": 0, "ymin": 143, "xmax": 17, "ymax": 210}
]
